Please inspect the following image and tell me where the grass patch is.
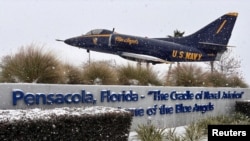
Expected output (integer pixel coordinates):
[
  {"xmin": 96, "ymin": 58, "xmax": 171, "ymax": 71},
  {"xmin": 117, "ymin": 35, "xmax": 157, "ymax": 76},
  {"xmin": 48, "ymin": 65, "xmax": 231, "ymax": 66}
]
[
  {"xmin": 135, "ymin": 124, "xmax": 166, "ymax": 141},
  {"xmin": 135, "ymin": 112, "xmax": 250, "ymax": 141}
]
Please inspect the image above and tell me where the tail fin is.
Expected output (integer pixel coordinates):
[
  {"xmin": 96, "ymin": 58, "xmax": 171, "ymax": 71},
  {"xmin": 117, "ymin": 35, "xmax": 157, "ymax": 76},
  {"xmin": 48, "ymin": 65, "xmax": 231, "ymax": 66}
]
[{"xmin": 172, "ymin": 12, "xmax": 238, "ymax": 51}]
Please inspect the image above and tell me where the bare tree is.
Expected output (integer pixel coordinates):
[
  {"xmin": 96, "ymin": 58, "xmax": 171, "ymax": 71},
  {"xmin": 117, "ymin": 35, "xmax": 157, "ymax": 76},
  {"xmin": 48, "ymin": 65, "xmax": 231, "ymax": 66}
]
[{"xmin": 206, "ymin": 48, "xmax": 241, "ymax": 77}]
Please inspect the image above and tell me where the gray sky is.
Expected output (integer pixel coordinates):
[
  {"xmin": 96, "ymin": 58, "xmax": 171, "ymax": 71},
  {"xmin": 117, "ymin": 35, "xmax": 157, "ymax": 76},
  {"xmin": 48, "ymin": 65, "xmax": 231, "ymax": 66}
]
[{"xmin": 1, "ymin": 0, "xmax": 250, "ymax": 85}]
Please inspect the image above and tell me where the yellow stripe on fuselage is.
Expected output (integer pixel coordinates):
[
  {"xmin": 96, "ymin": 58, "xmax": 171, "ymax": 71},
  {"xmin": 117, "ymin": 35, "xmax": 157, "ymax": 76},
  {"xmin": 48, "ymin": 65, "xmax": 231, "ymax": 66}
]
[
  {"xmin": 83, "ymin": 34, "xmax": 111, "ymax": 37},
  {"xmin": 216, "ymin": 20, "xmax": 227, "ymax": 34}
]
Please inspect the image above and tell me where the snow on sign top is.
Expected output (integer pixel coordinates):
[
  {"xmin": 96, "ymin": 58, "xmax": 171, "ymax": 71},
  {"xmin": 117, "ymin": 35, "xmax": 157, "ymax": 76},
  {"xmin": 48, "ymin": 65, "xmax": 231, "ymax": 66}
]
[{"xmin": 0, "ymin": 106, "xmax": 129, "ymax": 122}]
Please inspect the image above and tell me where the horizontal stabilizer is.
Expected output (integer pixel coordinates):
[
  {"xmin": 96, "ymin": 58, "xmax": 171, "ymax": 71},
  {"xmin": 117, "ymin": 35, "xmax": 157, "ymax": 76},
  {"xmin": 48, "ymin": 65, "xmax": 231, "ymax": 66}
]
[{"xmin": 199, "ymin": 42, "xmax": 235, "ymax": 47}]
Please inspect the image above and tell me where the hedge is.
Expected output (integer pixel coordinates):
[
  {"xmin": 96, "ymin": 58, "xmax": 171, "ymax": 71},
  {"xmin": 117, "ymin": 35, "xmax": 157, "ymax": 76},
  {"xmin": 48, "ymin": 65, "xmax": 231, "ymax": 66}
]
[
  {"xmin": 0, "ymin": 106, "xmax": 133, "ymax": 141},
  {"xmin": 235, "ymin": 100, "xmax": 250, "ymax": 117}
]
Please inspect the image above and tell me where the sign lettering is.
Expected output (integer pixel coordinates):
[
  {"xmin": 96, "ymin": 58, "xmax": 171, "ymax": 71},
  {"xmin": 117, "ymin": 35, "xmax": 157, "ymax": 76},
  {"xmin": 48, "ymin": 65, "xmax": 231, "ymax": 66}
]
[{"xmin": 12, "ymin": 89, "xmax": 244, "ymax": 116}]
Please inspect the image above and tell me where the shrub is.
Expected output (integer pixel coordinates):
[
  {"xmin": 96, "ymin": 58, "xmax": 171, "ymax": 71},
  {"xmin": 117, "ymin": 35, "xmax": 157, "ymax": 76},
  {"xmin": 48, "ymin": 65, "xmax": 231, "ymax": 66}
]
[
  {"xmin": 135, "ymin": 124, "xmax": 165, "ymax": 141},
  {"xmin": 0, "ymin": 107, "xmax": 133, "ymax": 141},
  {"xmin": 81, "ymin": 61, "xmax": 118, "ymax": 85},
  {"xmin": 0, "ymin": 44, "xmax": 64, "ymax": 83},
  {"xmin": 227, "ymin": 75, "xmax": 248, "ymax": 88},
  {"xmin": 166, "ymin": 63, "xmax": 207, "ymax": 86},
  {"xmin": 235, "ymin": 101, "xmax": 250, "ymax": 117},
  {"xmin": 182, "ymin": 122, "xmax": 206, "ymax": 141},
  {"xmin": 61, "ymin": 63, "xmax": 83, "ymax": 84},
  {"xmin": 164, "ymin": 128, "xmax": 182, "ymax": 141},
  {"xmin": 117, "ymin": 63, "xmax": 163, "ymax": 85},
  {"xmin": 205, "ymin": 72, "xmax": 228, "ymax": 87},
  {"xmin": 165, "ymin": 63, "xmax": 248, "ymax": 88}
]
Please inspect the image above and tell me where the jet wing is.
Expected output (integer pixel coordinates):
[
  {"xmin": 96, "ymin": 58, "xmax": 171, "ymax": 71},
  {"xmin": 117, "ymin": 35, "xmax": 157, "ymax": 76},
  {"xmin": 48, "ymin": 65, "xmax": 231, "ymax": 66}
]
[{"xmin": 119, "ymin": 52, "xmax": 172, "ymax": 64}]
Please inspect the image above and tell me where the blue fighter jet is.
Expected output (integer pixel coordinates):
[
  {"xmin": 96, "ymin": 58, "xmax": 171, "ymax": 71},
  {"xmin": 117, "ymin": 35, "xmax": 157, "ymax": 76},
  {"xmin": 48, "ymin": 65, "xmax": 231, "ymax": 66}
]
[{"xmin": 57, "ymin": 12, "xmax": 238, "ymax": 65}]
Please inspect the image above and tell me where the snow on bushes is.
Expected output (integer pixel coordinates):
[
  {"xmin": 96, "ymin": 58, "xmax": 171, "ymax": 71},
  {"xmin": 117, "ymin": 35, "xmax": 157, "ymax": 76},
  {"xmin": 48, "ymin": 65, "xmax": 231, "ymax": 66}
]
[{"xmin": 0, "ymin": 106, "xmax": 133, "ymax": 141}]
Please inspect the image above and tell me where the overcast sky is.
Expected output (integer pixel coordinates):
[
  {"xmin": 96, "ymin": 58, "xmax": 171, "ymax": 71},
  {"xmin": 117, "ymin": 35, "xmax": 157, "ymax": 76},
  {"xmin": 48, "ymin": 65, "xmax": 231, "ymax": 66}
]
[{"xmin": 1, "ymin": 0, "xmax": 250, "ymax": 85}]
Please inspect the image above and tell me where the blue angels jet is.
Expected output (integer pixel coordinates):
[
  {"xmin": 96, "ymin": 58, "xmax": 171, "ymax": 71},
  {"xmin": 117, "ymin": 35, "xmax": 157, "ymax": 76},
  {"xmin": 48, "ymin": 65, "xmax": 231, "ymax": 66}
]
[{"xmin": 57, "ymin": 12, "xmax": 238, "ymax": 65}]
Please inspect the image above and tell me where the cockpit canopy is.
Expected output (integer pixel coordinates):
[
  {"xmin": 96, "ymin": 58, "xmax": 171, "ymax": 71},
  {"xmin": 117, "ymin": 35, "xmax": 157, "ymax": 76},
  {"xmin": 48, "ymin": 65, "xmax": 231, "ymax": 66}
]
[{"xmin": 85, "ymin": 29, "xmax": 113, "ymax": 35}]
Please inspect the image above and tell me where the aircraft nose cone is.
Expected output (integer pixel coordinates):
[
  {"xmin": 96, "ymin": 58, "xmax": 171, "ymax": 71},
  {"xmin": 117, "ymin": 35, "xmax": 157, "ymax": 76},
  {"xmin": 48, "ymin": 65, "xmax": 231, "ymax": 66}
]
[
  {"xmin": 64, "ymin": 38, "xmax": 74, "ymax": 45},
  {"xmin": 62, "ymin": 36, "xmax": 90, "ymax": 48},
  {"xmin": 64, "ymin": 37, "xmax": 80, "ymax": 46}
]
